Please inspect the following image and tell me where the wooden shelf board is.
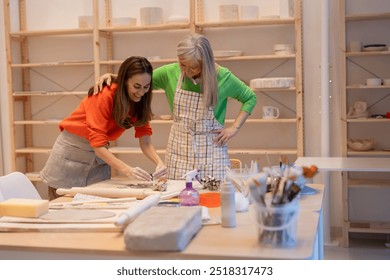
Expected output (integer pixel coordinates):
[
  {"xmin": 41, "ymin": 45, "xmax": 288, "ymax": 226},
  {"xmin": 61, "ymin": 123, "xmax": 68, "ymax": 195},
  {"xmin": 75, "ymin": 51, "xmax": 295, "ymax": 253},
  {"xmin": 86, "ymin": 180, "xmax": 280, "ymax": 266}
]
[
  {"xmin": 150, "ymin": 120, "xmax": 174, "ymax": 124},
  {"xmin": 14, "ymin": 120, "xmax": 61, "ymax": 125},
  {"xmin": 215, "ymin": 54, "xmax": 295, "ymax": 61},
  {"xmin": 346, "ymin": 84, "xmax": 390, "ymax": 89},
  {"xmin": 13, "ymin": 91, "xmax": 88, "ymax": 96},
  {"xmin": 346, "ymin": 51, "xmax": 390, "ymax": 57},
  {"xmin": 346, "ymin": 12, "xmax": 390, "ymax": 22},
  {"xmin": 348, "ymin": 227, "xmax": 390, "ymax": 234},
  {"xmin": 347, "ymin": 150, "xmax": 390, "ymax": 156},
  {"xmin": 252, "ymin": 87, "xmax": 296, "ymax": 92},
  {"xmin": 227, "ymin": 118, "xmax": 297, "ymax": 124},
  {"xmin": 15, "ymin": 147, "xmax": 51, "ymax": 154},
  {"xmin": 348, "ymin": 178, "xmax": 390, "ymax": 188},
  {"xmin": 99, "ymin": 54, "xmax": 295, "ymax": 65},
  {"xmin": 196, "ymin": 18, "xmax": 295, "ymax": 28},
  {"xmin": 10, "ymin": 28, "xmax": 93, "ymax": 37},
  {"xmin": 346, "ymin": 118, "xmax": 390, "ymax": 123},
  {"xmin": 11, "ymin": 61, "xmax": 94, "ymax": 68},
  {"xmin": 100, "ymin": 58, "xmax": 176, "ymax": 65},
  {"xmin": 99, "ymin": 23, "xmax": 190, "ymax": 33},
  {"xmin": 108, "ymin": 147, "xmax": 165, "ymax": 154},
  {"xmin": 229, "ymin": 148, "xmax": 297, "ymax": 155}
]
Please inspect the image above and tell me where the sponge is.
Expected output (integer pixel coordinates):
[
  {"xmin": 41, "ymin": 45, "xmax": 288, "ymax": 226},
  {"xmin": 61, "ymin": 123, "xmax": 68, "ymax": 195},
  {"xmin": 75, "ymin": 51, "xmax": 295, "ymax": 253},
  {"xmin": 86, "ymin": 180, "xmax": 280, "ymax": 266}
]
[{"xmin": 0, "ymin": 198, "xmax": 49, "ymax": 218}]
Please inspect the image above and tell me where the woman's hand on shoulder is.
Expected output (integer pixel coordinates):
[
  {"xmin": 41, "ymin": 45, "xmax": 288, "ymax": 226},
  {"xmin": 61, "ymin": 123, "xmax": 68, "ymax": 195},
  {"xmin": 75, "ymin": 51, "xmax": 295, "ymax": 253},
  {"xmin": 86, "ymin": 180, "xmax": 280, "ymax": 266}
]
[{"xmin": 93, "ymin": 73, "xmax": 115, "ymax": 94}]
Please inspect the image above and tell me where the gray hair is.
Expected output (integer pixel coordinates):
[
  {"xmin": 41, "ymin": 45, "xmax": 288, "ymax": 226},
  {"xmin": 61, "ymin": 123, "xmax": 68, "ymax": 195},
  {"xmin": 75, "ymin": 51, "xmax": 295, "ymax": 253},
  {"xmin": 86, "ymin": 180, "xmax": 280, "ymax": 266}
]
[{"xmin": 176, "ymin": 34, "xmax": 218, "ymax": 108}]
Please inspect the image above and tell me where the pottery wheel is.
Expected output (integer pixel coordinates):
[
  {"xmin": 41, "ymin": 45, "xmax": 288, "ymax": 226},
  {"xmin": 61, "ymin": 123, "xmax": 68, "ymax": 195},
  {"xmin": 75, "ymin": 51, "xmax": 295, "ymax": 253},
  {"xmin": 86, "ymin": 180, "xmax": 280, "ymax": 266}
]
[{"xmin": 40, "ymin": 210, "xmax": 116, "ymax": 220}]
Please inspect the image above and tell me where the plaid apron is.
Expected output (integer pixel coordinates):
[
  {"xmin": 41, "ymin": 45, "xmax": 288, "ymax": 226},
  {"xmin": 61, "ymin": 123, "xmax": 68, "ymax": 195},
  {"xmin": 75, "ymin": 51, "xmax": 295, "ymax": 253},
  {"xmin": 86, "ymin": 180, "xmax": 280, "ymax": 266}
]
[{"xmin": 165, "ymin": 74, "xmax": 230, "ymax": 180}]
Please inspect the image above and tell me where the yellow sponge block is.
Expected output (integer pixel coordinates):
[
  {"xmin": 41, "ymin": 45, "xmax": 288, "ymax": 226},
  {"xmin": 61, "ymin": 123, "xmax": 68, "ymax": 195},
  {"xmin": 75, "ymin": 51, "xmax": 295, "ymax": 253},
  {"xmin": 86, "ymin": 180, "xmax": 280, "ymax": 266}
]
[{"xmin": 0, "ymin": 198, "xmax": 49, "ymax": 218}]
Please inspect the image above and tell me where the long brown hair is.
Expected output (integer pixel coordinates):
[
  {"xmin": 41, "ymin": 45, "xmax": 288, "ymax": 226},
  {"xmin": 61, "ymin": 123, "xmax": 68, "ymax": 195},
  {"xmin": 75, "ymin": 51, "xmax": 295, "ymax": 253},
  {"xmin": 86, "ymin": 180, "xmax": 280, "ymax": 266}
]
[{"xmin": 90, "ymin": 56, "xmax": 153, "ymax": 129}]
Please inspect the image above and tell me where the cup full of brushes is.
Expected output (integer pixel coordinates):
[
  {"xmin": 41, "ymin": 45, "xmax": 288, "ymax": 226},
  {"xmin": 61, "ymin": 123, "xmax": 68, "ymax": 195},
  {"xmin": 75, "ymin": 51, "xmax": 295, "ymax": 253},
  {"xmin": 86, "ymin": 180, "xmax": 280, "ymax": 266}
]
[
  {"xmin": 255, "ymin": 197, "xmax": 299, "ymax": 247},
  {"xmin": 246, "ymin": 164, "xmax": 318, "ymax": 247}
]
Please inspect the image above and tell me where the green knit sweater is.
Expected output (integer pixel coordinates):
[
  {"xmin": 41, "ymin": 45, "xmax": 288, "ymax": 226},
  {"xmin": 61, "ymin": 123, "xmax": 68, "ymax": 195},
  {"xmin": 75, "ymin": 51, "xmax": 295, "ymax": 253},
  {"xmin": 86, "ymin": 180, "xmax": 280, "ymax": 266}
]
[{"xmin": 153, "ymin": 63, "xmax": 257, "ymax": 125}]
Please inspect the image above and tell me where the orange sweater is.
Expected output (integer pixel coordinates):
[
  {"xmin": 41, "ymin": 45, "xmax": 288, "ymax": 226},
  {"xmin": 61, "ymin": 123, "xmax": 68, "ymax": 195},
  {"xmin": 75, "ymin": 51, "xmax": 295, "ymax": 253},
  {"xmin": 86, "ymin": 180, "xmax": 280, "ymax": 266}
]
[{"xmin": 60, "ymin": 83, "xmax": 152, "ymax": 147}]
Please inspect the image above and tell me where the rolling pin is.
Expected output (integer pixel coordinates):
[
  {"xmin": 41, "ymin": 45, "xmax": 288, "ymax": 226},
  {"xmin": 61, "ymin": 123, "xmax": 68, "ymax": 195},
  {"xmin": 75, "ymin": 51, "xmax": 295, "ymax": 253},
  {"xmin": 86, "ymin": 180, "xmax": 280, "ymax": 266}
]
[
  {"xmin": 115, "ymin": 193, "xmax": 161, "ymax": 227},
  {"xmin": 56, "ymin": 187, "xmax": 159, "ymax": 199}
]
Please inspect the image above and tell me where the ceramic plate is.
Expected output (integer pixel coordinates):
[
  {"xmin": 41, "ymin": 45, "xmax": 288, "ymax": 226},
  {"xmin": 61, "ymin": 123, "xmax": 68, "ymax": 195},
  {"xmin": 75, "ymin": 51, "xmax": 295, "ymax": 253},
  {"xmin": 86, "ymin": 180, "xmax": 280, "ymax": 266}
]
[
  {"xmin": 363, "ymin": 44, "xmax": 386, "ymax": 51},
  {"xmin": 166, "ymin": 15, "xmax": 188, "ymax": 23}
]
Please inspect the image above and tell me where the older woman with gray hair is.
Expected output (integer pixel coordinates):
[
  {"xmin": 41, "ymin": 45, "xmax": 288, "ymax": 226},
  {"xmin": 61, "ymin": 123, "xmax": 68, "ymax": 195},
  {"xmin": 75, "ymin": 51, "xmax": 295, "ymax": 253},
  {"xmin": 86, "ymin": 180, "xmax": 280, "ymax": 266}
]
[{"xmin": 96, "ymin": 34, "xmax": 256, "ymax": 180}]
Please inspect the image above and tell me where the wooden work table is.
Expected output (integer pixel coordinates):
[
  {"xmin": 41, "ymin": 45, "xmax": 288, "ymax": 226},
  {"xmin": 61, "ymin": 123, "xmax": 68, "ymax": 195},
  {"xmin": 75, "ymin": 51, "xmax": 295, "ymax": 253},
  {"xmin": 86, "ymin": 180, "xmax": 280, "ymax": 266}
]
[{"xmin": 0, "ymin": 182, "xmax": 324, "ymax": 260}]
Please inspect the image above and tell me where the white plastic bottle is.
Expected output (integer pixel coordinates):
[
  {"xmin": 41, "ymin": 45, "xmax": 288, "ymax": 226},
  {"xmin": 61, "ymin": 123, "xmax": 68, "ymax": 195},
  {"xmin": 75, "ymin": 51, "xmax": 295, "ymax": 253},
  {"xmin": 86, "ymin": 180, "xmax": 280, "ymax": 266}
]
[{"xmin": 220, "ymin": 181, "xmax": 236, "ymax": 228}]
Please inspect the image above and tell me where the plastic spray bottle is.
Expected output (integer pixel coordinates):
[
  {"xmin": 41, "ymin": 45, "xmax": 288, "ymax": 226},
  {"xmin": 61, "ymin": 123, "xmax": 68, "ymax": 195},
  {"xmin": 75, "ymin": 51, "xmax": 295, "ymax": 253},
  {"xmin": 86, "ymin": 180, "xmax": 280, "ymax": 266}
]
[
  {"xmin": 179, "ymin": 169, "xmax": 200, "ymax": 206},
  {"xmin": 220, "ymin": 180, "xmax": 236, "ymax": 228}
]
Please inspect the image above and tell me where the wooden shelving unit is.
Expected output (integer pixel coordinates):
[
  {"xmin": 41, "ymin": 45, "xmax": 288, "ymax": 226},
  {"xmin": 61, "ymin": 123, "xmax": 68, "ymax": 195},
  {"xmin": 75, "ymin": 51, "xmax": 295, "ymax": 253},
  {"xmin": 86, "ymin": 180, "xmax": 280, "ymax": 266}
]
[
  {"xmin": 3, "ymin": 0, "xmax": 304, "ymax": 190},
  {"xmin": 338, "ymin": 0, "xmax": 390, "ymax": 247}
]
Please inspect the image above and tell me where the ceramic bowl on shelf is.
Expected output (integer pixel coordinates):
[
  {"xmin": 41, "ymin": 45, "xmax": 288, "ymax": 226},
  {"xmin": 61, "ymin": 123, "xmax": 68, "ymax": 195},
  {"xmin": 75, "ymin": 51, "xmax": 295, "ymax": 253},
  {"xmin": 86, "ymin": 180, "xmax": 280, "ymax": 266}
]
[
  {"xmin": 250, "ymin": 77, "xmax": 295, "ymax": 89},
  {"xmin": 166, "ymin": 15, "xmax": 188, "ymax": 23},
  {"xmin": 213, "ymin": 50, "xmax": 243, "ymax": 58},
  {"xmin": 273, "ymin": 44, "xmax": 294, "ymax": 55},
  {"xmin": 240, "ymin": 5, "xmax": 259, "ymax": 21},
  {"xmin": 140, "ymin": 7, "xmax": 163, "ymax": 26},
  {"xmin": 366, "ymin": 78, "xmax": 382, "ymax": 86},
  {"xmin": 347, "ymin": 138, "xmax": 374, "ymax": 151},
  {"xmin": 219, "ymin": 4, "xmax": 239, "ymax": 22},
  {"xmin": 158, "ymin": 114, "xmax": 173, "ymax": 120},
  {"xmin": 146, "ymin": 56, "xmax": 161, "ymax": 61}
]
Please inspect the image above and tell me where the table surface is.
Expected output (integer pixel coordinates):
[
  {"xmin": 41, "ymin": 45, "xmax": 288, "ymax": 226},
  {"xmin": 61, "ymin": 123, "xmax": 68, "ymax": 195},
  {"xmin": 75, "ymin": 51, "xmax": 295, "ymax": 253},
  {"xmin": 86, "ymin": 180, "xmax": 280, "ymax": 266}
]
[
  {"xmin": 0, "ymin": 182, "xmax": 324, "ymax": 260},
  {"xmin": 295, "ymin": 157, "xmax": 390, "ymax": 172}
]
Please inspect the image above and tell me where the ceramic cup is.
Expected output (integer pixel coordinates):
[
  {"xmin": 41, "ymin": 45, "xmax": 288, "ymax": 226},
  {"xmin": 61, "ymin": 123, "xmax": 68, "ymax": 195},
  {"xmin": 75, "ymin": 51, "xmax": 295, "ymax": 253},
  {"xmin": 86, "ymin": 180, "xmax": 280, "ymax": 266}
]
[
  {"xmin": 240, "ymin": 5, "xmax": 259, "ymax": 20},
  {"xmin": 279, "ymin": 0, "xmax": 295, "ymax": 18},
  {"xmin": 219, "ymin": 4, "xmax": 239, "ymax": 22},
  {"xmin": 140, "ymin": 7, "xmax": 163, "ymax": 26},
  {"xmin": 263, "ymin": 106, "xmax": 280, "ymax": 119},
  {"xmin": 366, "ymin": 78, "xmax": 382, "ymax": 86}
]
